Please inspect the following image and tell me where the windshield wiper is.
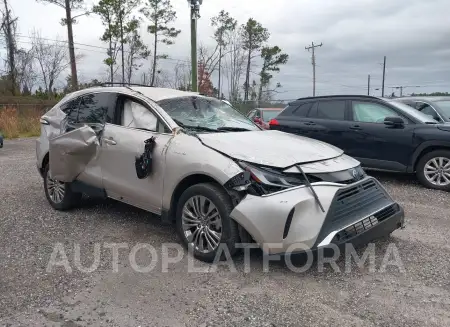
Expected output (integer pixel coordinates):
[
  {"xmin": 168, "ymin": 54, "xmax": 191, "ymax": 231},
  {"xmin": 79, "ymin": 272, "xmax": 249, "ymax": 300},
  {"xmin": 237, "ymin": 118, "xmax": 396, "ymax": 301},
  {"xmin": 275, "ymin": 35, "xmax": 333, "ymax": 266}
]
[
  {"xmin": 173, "ymin": 119, "xmax": 220, "ymax": 132},
  {"xmin": 216, "ymin": 127, "xmax": 252, "ymax": 132}
]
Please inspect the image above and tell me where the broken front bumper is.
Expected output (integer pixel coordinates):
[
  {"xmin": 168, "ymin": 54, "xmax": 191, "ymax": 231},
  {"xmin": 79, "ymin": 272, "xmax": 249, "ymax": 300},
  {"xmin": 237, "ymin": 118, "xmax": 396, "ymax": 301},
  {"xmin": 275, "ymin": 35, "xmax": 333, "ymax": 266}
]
[{"xmin": 229, "ymin": 177, "xmax": 405, "ymax": 254}]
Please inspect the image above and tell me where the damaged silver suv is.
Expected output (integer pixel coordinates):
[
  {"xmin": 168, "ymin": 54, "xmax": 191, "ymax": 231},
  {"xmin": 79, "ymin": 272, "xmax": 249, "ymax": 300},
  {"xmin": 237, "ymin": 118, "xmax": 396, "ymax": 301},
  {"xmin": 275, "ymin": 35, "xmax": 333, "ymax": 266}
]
[{"xmin": 36, "ymin": 85, "xmax": 405, "ymax": 262}]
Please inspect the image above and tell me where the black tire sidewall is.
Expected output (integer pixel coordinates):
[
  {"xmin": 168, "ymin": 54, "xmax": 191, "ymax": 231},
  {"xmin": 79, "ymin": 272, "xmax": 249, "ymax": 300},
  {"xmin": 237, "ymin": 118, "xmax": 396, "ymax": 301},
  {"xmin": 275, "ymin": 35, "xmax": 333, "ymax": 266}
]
[
  {"xmin": 416, "ymin": 150, "xmax": 450, "ymax": 191},
  {"xmin": 175, "ymin": 183, "xmax": 239, "ymax": 263}
]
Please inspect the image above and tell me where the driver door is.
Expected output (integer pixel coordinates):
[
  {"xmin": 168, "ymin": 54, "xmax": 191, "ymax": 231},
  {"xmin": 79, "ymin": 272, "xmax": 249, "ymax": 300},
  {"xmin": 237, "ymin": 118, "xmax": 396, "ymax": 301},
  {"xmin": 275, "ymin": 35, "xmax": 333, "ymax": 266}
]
[
  {"xmin": 347, "ymin": 100, "xmax": 415, "ymax": 171},
  {"xmin": 100, "ymin": 95, "xmax": 174, "ymax": 214}
]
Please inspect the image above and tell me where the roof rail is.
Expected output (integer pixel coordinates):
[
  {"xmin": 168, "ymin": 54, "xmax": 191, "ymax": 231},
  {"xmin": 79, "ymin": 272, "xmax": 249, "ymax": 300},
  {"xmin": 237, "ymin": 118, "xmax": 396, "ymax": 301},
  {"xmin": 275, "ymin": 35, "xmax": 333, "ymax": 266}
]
[
  {"xmin": 295, "ymin": 94, "xmax": 379, "ymax": 101},
  {"xmin": 100, "ymin": 82, "xmax": 152, "ymax": 87}
]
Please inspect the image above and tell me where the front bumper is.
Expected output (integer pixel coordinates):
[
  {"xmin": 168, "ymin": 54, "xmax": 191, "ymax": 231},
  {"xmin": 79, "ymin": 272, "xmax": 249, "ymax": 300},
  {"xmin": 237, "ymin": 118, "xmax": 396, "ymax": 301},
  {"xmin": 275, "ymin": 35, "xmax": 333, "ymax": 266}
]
[{"xmin": 229, "ymin": 177, "xmax": 404, "ymax": 255}]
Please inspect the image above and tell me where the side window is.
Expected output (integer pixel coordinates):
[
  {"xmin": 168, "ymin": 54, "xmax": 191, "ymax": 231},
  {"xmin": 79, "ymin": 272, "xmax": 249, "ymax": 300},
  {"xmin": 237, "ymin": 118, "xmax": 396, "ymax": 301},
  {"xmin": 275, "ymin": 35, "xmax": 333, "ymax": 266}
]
[
  {"xmin": 293, "ymin": 102, "xmax": 314, "ymax": 117},
  {"xmin": 279, "ymin": 102, "xmax": 313, "ymax": 117},
  {"xmin": 416, "ymin": 103, "xmax": 440, "ymax": 121},
  {"xmin": 312, "ymin": 100, "xmax": 346, "ymax": 120},
  {"xmin": 352, "ymin": 101, "xmax": 403, "ymax": 124},
  {"xmin": 77, "ymin": 93, "xmax": 116, "ymax": 124},
  {"xmin": 60, "ymin": 98, "xmax": 80, "ymax": 123},
  {"xmin": 121, "ymin": 97, "xmax": 168, "ymax": 133}
]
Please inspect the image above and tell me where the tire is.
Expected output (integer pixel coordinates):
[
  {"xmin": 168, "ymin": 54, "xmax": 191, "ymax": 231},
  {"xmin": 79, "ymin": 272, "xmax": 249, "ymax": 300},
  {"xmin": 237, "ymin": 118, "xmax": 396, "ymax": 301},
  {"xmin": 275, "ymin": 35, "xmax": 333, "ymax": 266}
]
[
  {"xmin": 43, "ymin": 164, "xmax": 82, "ymax": 210},
  {"xmin": 416, "ymin": 150, "xmax": 450, "ymax": 191},
  {"xmin": 176, "ymin": 183, "xmax": 239, "ymax": 263}
]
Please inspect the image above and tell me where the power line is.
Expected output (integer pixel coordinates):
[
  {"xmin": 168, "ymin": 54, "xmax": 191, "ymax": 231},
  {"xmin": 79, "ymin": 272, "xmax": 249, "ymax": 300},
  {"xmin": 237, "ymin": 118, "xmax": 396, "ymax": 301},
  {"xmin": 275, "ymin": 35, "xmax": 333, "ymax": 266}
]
[{"xmin": 305, "ymin": 41, "xmax": 323, "ymax": 96}]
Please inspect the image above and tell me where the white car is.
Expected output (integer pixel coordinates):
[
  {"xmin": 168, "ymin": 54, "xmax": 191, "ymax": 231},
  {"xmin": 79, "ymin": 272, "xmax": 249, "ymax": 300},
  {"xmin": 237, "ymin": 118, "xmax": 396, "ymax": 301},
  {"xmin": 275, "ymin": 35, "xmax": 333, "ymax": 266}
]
[{"xmin": 36, "ymin": 85, "xmax": 405, "ymax": 262}]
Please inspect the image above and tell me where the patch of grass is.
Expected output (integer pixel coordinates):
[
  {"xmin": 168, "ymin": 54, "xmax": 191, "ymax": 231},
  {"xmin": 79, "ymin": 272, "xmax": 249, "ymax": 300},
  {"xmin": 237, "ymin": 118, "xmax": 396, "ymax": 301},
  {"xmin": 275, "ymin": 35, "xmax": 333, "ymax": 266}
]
[{"xmin": 0, "ymin": 106, "xmax": 42, "ymax": 139}]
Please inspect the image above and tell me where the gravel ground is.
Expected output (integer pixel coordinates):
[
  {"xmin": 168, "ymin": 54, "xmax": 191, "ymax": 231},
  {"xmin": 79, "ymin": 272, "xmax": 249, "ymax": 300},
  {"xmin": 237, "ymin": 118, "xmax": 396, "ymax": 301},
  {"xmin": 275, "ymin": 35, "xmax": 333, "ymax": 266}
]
[{"xmin": 1, "ymin": 138, "xmax": 449, "ymax": 327}]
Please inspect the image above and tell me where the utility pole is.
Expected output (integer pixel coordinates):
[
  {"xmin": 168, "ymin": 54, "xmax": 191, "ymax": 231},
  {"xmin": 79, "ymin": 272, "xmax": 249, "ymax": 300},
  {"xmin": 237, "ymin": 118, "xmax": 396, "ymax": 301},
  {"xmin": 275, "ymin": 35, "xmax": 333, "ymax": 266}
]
[
  {"xmin": 367, "ymin": 74, "xmax": 371, "ymax": 95},
  {"xmin": 65, "ymin": 0, "xmax": 78, "ymax": 91},
  {"xmin": 188, "ymin": 0, "xmax": 202, "ymax": 92},
  {"xmin": 392, "ymin": 85, "xmax": 421, "ymax": 97},
  {"xmin": 305, "ymin": 41, "xmax": 322, "ymax": 96},
  {"xmin": 381, "ymin": 56, "xmax": 386, "ymax": 97},
  {"xmin": 2, "ymin": 0, "xmax": 17, "ymax": 95}
]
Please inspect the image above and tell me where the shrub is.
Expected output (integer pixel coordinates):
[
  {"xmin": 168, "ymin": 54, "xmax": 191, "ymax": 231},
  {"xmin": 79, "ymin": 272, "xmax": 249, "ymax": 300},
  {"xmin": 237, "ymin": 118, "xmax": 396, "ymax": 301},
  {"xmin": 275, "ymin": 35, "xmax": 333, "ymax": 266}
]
[{"xmin": 0, "ymin": 105, "xmax": 42, "ymax": 138}]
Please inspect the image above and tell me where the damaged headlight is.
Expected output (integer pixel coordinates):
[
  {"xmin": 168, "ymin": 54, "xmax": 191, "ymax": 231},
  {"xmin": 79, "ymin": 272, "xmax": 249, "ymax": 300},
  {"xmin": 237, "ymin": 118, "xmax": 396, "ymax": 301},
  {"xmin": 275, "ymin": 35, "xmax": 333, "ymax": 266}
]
[{"xmin": 238, "ymin": 162, "xmax": 311, "ymax": 195}]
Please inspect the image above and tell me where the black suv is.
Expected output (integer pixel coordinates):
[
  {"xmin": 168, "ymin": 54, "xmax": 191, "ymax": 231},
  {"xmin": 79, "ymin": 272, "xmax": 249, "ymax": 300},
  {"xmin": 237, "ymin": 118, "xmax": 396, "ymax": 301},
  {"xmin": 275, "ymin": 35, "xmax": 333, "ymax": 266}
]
[{"xmin": 269, "ymin": 95, "xmax": 450, "ymax": 191}]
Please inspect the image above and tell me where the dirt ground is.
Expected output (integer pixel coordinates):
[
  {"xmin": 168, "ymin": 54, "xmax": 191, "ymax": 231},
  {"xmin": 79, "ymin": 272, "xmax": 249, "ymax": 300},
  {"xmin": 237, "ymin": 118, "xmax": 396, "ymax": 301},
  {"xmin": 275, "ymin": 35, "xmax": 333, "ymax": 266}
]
[{"xmin": 1, "ymin": 138, "xmax": 449, "ymax": 327}]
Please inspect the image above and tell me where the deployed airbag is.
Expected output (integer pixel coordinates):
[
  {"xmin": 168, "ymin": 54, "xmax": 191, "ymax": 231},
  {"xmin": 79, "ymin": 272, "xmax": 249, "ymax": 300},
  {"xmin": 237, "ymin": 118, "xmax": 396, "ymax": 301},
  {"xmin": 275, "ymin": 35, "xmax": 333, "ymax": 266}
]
[{"xmin": 49, "ymin": 125, "xmax": 99, "ymax": 182}]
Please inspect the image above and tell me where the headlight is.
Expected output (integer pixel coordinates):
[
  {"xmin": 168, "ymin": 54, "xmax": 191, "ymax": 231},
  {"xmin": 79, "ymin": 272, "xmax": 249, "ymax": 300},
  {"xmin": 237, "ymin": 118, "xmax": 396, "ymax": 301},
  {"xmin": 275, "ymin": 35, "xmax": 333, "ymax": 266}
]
[{"xmin": 238, "ymin": 162, "xmax": 305, "ymax": 191}]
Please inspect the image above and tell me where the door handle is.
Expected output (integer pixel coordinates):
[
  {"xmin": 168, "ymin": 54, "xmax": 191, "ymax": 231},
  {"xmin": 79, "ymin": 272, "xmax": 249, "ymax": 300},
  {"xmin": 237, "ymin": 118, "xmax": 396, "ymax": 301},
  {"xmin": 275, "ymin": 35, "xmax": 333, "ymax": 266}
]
[
  {"xmin": 349, "ymin": 125, "xmax": 362, "ymax": 130},
  {"xmin": 304, "ymin": 121, "xmax": 316, "ymax": 126},
  {"xmin": 103, "ymin": 137, "xmax": 117, "ymax": 145}
]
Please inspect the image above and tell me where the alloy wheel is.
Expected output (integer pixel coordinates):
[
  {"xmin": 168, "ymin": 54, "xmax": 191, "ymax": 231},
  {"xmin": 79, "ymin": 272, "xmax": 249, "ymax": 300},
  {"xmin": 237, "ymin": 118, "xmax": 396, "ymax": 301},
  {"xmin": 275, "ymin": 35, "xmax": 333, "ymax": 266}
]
[
  {"xmin": 181, "ymin": 195, "xmax": 222, "ymax": 254},
  {"xmin": 424, "ymin": 157, "xmax": 450, "ymax": 186},
  {"xmin": 46, "ymin": 173, "xmax": 66, "ymax": 203}
]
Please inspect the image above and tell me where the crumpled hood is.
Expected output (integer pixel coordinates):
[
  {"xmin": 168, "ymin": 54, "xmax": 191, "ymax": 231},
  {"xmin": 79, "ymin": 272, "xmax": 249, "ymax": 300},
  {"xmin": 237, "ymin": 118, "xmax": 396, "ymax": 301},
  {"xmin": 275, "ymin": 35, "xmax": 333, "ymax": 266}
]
[{"xmin": 198, "ymin": 130, "xmax": 343, "ymax": 168}]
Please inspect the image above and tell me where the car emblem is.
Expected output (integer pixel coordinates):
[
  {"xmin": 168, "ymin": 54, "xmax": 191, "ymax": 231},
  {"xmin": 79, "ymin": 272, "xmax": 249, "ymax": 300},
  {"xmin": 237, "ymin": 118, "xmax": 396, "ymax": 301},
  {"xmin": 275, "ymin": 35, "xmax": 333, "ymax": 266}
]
[{"xmin": 351, "ymin": 168, "xmax": 359, "ymax": 180}]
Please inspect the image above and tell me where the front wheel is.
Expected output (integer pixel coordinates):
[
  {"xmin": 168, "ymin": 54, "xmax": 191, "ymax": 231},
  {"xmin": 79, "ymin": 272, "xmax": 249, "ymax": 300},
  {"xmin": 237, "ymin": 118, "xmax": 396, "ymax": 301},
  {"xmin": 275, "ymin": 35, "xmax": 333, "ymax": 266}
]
[
  {"xmin": 176, "ymin": 183, "xmax": 240, "ymax": 263},
  {"xmin": 43, "ymin": 164, "xmax": 82, "ymax": 210},
  {"xmin": 416, "ymin": 150, "xmax": 450, "ymax": 191}
]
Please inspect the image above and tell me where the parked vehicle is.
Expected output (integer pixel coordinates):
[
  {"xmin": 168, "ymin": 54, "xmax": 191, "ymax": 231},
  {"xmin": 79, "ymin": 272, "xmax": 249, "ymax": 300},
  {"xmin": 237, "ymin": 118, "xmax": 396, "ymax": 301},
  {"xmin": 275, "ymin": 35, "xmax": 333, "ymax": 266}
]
[
  {"xmin": 247, "ymin": 108, "xmax": 283, "ymax": 129},
  {"xmin": 0, "ymin": 132, "xmax": 3, "ymax": 148},
  {"xmin": 36, "ymin": 87, "xmax": 404, "ymax": 262},
  {"xmin": 269, "ymin": 95, "xmax": 450, "ymax": 191},
  {"xmin": 394, "ymin": 96, "xmax": 450, "ymax": 123}
]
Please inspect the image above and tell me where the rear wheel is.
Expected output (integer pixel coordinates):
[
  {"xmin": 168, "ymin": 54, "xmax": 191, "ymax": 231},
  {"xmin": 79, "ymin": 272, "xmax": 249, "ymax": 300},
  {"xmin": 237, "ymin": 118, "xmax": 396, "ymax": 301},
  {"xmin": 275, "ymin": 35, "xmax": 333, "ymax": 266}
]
[
  {"xmin": 176, "ymin": 183, "xmax": 239, "ymax": 262},
  {"xmin": 416, "ymin": 150, "xmax": 450, "ymax": 191},
  {"xmin": 43, "ymin": 164, "xmax": 82, "ymax": 210}
]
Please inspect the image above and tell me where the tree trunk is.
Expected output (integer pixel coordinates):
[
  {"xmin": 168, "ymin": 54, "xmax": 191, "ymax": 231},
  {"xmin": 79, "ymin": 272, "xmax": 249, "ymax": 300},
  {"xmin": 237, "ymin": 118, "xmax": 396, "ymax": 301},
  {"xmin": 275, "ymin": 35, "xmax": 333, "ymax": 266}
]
[
  {"xmin": 151, "ymin": 31, "xmax": 157, "ymax": 87},
  {"xmin": 217, "ymin": 44, "xmax": 222, "ymax": 98},
  {"xmin": 244, "ymin": 48, "xmax": 251, "ymax": 101},
  {"xmin": 109, "ymin": 37, "xmax": 113, "ymax": 83},
  {"xmin": 3, "ymin": 0, "xmax": 16, "ymax": 95},
  {"xmin": 65, "ymin": 0, "xmax": 78, "ymax": 91},
  {"xmin": 120, "ymin": 10, "xmax": 125, "ymax": 84}
]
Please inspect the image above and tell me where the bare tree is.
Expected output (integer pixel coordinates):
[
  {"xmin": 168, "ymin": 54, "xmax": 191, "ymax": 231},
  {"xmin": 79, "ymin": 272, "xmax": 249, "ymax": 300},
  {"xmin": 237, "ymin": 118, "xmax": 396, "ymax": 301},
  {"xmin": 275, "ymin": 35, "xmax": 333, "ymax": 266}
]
[
  {"xmin": 224, "ymin": 28, "xmax": 246, "ymax": 102},
  {"xmin": 16, "ymin": 48, "xmax": 37, "ymax": 93},
  {"xmin": 32, "ymin": 31, "xmax": 73, "ymax": 98},
  {"xmin": 36, "ymin": 0, "xmax": 89, "ymax": 91},
  {"xmin": 125, "ymin": 29, "xmax": 150, "ymax": 83},
  {"xmin": 1, "ymin": 0, "xmax": 18, "ymax": 95}
]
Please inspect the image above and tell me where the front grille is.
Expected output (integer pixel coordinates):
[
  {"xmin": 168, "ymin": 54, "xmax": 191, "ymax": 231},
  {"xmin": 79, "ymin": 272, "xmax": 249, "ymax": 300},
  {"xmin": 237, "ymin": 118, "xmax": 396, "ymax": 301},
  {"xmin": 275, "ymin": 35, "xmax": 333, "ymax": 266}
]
[
  {"xmin": 374, "ymin": 204, "xmax": 397, "ymax": 222},
  {"xmin": 332, "ymin": 179, "xmax": 388, "ymax": 222},
  {"xmin": 334, "ymin": 204, "xmax": 398, "ymax": 242}
]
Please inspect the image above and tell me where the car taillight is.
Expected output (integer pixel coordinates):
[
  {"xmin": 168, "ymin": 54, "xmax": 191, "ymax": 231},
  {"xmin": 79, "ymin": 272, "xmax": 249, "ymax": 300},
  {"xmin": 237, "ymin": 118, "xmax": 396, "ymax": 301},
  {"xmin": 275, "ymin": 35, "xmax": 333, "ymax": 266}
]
[{"xmin": 269, "ymin": 118, "xmax": 279, "ymax": 126}]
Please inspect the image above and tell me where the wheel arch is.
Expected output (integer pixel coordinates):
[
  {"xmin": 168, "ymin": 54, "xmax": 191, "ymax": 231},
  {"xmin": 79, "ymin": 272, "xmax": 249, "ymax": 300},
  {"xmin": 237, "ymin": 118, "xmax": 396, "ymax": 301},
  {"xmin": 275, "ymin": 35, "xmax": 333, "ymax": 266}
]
[
  {"xmin": 39, "ymin": 152, "xmax": 50, "ymax": 177},
  {"xmin": 411, "ymin": 142, "xmax": 450, "ymax": 172},
  {"xmin": 166, "ymin": 173, "xmax": 224, "ymax": 223}
]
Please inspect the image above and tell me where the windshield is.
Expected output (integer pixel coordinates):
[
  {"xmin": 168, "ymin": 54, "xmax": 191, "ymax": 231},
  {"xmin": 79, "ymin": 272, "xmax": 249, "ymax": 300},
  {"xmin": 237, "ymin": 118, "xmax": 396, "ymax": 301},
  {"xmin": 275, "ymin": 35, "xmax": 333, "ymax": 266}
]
[
  {"xmin": 435, "ymin": 101, "xmax": 450, "ymax": 119},
  {"xmin": 157, "ymin": 96, "xmax": 260, "ymax": 132},
  {"xmin": 388, "ymin": 100, "xmax": 438, "ymax": 123},
  {"xmin": 262, "ymin": 110, "xmax": 282, "ymax": 122}
]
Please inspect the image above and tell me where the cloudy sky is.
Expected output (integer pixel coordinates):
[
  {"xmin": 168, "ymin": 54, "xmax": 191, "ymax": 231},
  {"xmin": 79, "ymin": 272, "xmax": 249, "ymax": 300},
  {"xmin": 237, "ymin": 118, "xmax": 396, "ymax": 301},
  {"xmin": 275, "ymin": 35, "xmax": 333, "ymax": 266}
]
[{"xmin": 11, "ymin": 0, "xmax": 450, "ymax": 99}]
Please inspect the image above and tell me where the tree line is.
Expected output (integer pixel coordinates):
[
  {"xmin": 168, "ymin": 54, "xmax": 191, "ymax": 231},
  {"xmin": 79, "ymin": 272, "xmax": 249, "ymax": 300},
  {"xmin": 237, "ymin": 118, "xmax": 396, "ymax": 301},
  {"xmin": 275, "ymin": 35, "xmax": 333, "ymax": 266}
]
[{"xmin": 1, "ymin": 0, "xmax": 288, "ymax": 103}]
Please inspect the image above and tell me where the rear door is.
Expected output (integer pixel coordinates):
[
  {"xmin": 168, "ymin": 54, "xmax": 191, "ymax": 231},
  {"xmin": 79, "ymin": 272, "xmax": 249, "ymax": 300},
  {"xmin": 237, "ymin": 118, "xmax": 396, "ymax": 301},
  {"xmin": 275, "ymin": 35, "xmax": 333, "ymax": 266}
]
[
  {"xmin": 49, "ymin": 92, "xmax": 116, "ymax": 187},
  {"xmin": 271, "ymin": 101, "xmax": 317, "ymax": 137},
  {"xmin": 347, "ymin": 100, "xmax": 415, "ymax": 171},
  {"xmin": 305, "ymin": 99, "xmax": 354, "ymax": 150}
]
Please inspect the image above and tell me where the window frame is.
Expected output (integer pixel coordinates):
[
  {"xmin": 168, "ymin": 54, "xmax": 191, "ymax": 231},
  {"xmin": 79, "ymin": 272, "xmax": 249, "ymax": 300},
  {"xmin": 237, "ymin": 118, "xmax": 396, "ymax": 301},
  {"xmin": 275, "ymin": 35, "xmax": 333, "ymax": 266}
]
[{"xmin": 350, "ymin": 99, "xmax": 411, "ymax": 124}]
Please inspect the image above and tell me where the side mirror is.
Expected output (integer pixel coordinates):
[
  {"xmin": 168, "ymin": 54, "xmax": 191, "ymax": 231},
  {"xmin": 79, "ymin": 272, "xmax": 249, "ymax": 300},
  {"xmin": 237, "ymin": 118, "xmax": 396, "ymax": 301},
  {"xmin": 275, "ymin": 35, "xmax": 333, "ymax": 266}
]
[{"xmin": 384, "ymin": 116, "xmax": 405, "ymax": 127}]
